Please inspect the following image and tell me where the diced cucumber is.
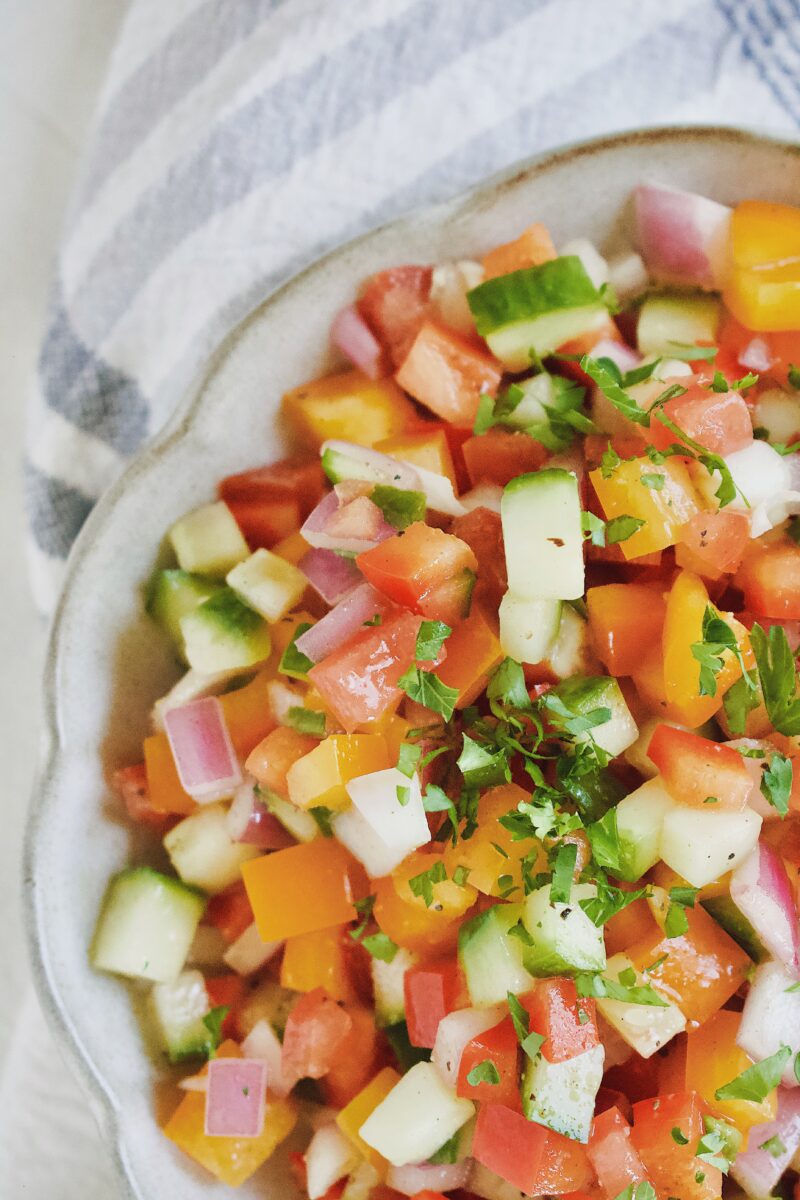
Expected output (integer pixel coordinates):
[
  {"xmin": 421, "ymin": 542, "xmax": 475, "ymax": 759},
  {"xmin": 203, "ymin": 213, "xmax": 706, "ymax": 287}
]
[
  {"xmin": 467, "ymin": 257, "xmax": 608, "ymax": 371},
  {"xmin": 359, "ymin": 1060, "xmax": 474, "ymax": 1167},
  {"xmin": 149, "ymin": 968, "xmax": 212, "ymax": 1062},
  {"xmin": 755, "ymin": 387, "xmax": 800, "ymax": 444},
  {"xmin": 701, "ymin": 895, "xmax": 769, "ymax": 963},
  {"xmin": 636, "ymin": 292, "xmax": 720, "ymax": 357},
  {"xmin": 659, "ymin": 805, "xmax": 762, "ymax": 889},
  {"xmin": 548, "ymin": 675, "xmax": 638, "ymax": 757},
  {"xmin": 321, "ymin": 445, "xmax": 385, "ymax": 485},
  {"xmin": 146, "ymin": 569, "xmax": 222, "ymax": 653},
  {"xmin": 545, "ymin": 605, "xmax": 596, "ymax": 679},
  {"xmin": 520, "ymin": 1042, "xmax": 604, "ymax": 1143},
  {"xmin": 91, "ymin": 866, "xmax": 205, "ymax": 984},
  {"xmin": 458, "ymin": 903, "xmax": 534, "ymax": 1006},
  {"xmin": 169, "ymin": 500, "xmax": 250, "ymax": 578},
  {"xmin": 238, "ymin": 977, "xmax": 298, "ymax": 1040},
  {"xmin": 614, "ymin": 777, "xmax": 676, "ymax": 881},
  {"xmin": 596, "ymin": 952, "xmax": 685, "ymax": 1058},
  {"xmin": 372, "ymin": 946, "xmax": 419, "ymax": 1027},
  {"xmin": 428, "ymin": 1114, "xmax": 475, "ymax": 1163},
  {"xmin": 498, "ymin": 593, "xmax": 561, "ymax": 664},
  {"xmin": 501, "ymin": 469, "xmax": 584, "ymax": 601},
  {"xmin": 227, "ymin": 549, "xmax": 306, "ymax": 623},
  {"xmin": 163, "ymin": 803, "xmax": 260, "ymax": 894},
  {"xmin": 499, "ymin": 373, "xmax": 588, "ymax": 453},
  {"xmin": 180, "ymin": 588, "xmax": 272, "ymax": 672},
  {"xmin": 521, "ymin": 884, "xmax": 606, "ymax": 977},
  {"xmin": 260, "ymin": 786, "xmax": 318, "ymax": 843}
]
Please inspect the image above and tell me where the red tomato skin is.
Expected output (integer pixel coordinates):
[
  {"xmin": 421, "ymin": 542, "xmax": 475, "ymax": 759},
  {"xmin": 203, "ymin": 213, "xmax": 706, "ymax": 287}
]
[
  {"xmin": 404, "ymin": 959, "xmax": 466, "ymax": 1049},
  {"xmin": 205, "ymin": 881, "xmax": 255, "ymax": 944},
  {"xmin": 472, "ymin": 1104, "xmax": 592, "ymax": 1195},
  {"xmin": 587, "ymin": 1107, "xmax": 651, "ymax": 1199},
  {"xmin": 519, "ymin": 979, "xmax": 599, "ymax": 1063},
  {"xmin": 281, "ymin": 988, "xmax": 353, "ymax": 1082},
  {"xmin": 357, "ymin": 523, "xmax": 478, "ymax": 616},
  {"xmin": 358, "ymin": 266, "xmax": 433, "ymax": 367},
  {"xmin": 647, "ymin": 724, "xmax": 752, "ymax": 810},
  {"xmin": 395, "ymin": 321, "xmax": 503, "ymax": 427},
  {"xmin": 113, "ymin": 764, "xmax": 169, "ymax": 828},
  {"xmin": 737, "ymin": 541, "xmax": 800, "ymax": 619},
  {"xmin": 451, "ymin": 507, "xmax": 507, "ymax": 613},
  {"xmin": 631, "ymin": 1092, "xmax": 721, "ymax": 1200},
  {"xmin": 205, "ymin": 974, "xmax": 245, "ymax": 1040},
  {"xmin": 457, "ymin": 1016, "xmax": 522, "ymax": 1111},
  {"xmin": 648, "ymin": 384, "xmax": 753, "ymax": 456}
]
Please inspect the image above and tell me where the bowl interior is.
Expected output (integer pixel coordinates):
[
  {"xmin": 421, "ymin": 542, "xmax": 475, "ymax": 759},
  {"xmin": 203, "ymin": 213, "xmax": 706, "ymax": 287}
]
[{"xmin": 27, "ymin": 126, "xmax": 800, "ymax": 1199}]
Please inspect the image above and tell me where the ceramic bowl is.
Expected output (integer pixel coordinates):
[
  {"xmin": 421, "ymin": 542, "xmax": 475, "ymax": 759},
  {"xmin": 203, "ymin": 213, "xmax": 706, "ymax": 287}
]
[{"xmin": 25, "ymin": 126, "xmax": 800, "ymax": 1199}]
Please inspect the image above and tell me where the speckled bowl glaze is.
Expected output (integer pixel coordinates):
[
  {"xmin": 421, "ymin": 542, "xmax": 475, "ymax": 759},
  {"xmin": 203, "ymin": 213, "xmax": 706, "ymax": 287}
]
[{"xmin": 25, "ymin": 126, "xmax": 800, "ymax": 1199}]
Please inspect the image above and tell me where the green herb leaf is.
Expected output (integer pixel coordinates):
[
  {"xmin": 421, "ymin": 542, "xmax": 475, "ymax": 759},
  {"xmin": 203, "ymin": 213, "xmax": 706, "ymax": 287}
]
[
  {"xmin": 760, "ymin": 1135, "xmax": 787, "ymax": 1158},
  {"xmin": 520, "ymin": 1030, "xmax": 546, "ymax": 1062},
  {"xmin": 550, "ymin": 841, "xmax": 578, "ymax": 905},
  {"xmin": 428, "ymin": 1132, "xmax": 461, "ymax": 1165},
  {"xmin": 397, "ymin": 742, "xmax": 423, "ymax": 778},
  {"xmin": 751, "ymin": 622, "xmax": 800, "ymax": 736},
  {"xmin": 422, "ymin": 785, "xmax": 459, "ymax": 841},
  {"xmin": 575, "ymin": 970, "xmax": 669, "ymax": 1007},
  {"xmin": 714, "ymin": 1045, "xmax": 791, "ymax": 1103},
  {"xmin": 671, "ymin": 1126, "xmax": 689, "ymax": 1145},
  {"xmin": 310, "ymin": 806, "xmax": 335, "ymax": 838},
  {"xmin": 600, "ymin": 443, "xmax": 622, "ymax": 479},
  {"xmin": 371, "ymin": 485, "xmax": 427, "ymax": 530},
  {"xmin": 487, "ymin": 658, "xmax": 531, "ymax": 714},
  {"xmin": 398, "ymin": 666, "xmax": 459, "ymax": 722},
  {"xmin": 202, "ymin": 1006, "xmax": 230, "ymax": 1057},
  {"xmin": 585, "ymin": 807, "xmax": 623, "ymax": 875},
  {"xmin": 640, "ymin": 472, "xmax": 666, "ymax": 491},
  {"xmin": 691, "ymin": 606, "xmax": 752, "ymax": 698},
  {"xmin": 285, "ymin": 706, "xmax": 326, "ymax": 736},
  {"xmin": 606, "ymin": 515, "xmax": 646, "ymax": 545},
  {"xmin": 580, "ymin": 355, "xmax": 649, "ymax": 426},
  {"xmin": 466, "ymin": 1060, "xmax": 500, "ymax": 1086},
  {"xmin": 581, "ymin": 510, "xmax": 607, "ymax": 547},
  {"xmin": 507, "ymin": 992, "xmax": 530, "ymax": 1043},
  {"xmin": 278, "ymin": 623, "xmax": 314, "ymax": 679},
  {"xmin": 408, "ymin": 860, "xmax": 448, "ymax": 907},
  {"xmin": 612, "ymin": 1182, "xmax": 657, "ymax": 1200},
  {"xmin": 667, "ymin": 342, "xmax": 718, "ymax": 362},
  {"xmin": 457, "ymin": 734, "xmax": 511, "ymax": 789},
  {"xmin": 361, "ymin": 932, "xmax": 399, "ymax": 962},
  {"xmin": 761, "ymin": 752, "xmax": 793, "ymax": 817},
  {"xmin": 722, "ymin": 670, "xmax": 762, "ymax": 735},
  {"xmin": 580, "ymin": 882, "xmax": 650, "ymax": 928},
  {"xmin": 415, "ymin": 620, "xmax": 452, "ymax": 663}
]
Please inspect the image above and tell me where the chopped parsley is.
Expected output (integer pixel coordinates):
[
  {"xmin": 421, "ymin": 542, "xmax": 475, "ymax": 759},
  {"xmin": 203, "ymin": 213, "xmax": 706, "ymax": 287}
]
[
  {"xmin": 714, "ymin": 1045, "xmax": 791, "ymax": 1103},
  {"xmin": 761, "ymin": 751, "xmax": 793, "ymax": 817},
  {"xmin": 466, "ymin": 1060, "xmax": 500, "ymax": 1086},
  {"xmin": 407, "ymin": 860, "xmax": 448, "ymax": 907},
  {"xmin": 202, "ymin": 1006, "xmax": 230, "ymax": 1057},
  {"xmin": 398, "ymin": 666, "xmax": 459, "ymax": 721},
  {"xmin": 606, "ymin": 515, "xmax": 646, "ymax": 545},
  {"xmin": 284, "ymin": 706, "xmax": 326, "ymax": 736},
  {"xmin": 691, "ymin": 606, "xmax": 753, "ymax": 699},
  {"xmin": 278, "ymin": 623, "xmax": 314, "ymax": 679},
  {"xmin": 415, "ymin": 620, "xmax": 452, "ymax": 663},
  {"xmin": 750, "ymin": 622, "xmax": 800, "ymax": 736}
]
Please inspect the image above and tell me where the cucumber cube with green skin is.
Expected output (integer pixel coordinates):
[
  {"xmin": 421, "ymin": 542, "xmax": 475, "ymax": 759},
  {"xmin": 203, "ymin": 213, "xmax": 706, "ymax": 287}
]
[
  {"xmin": 548, "ymin": 675, "xmax": 638, "ymax": 758},
  {"xmin": 372, "ymin": 946, "xmax": 419, "ymax": 1028},
  {"xmin": 91, "ymin": 867, "xmax": 206, "ymax": 984},
  {"xmin": 636, "ymin": 292, "xmax": 720, "ymax": 357},
  {"xmin": 146, "ymin": 569, "xmax": 222, "ymax": 653},
  {"xmin": 659, "ymin": 805, "xmax": 762, "ymax": 889},
  {"xmin": 227, "ymin": 548, "xmax": 306, "ymax": 622},
  {"xmin": 169, "ymin": 500, "xmax": 250, "ymax": 579},
  {"xmin": 701, "ymin": 895, "xmax": 769, "ymax": 963},
  {"xmin": 180, "ymin": 588, "xmax": 272, "ymax": 673},
  {"xmin": 467, "ymin": 256, "xmax": 608, "ymax": 371},
  {"xmin": 498, "ymin": 593, "xmax": 561, "ymax": 664},
  {"xmin": 501, "ymin": 469, "xmax": 584, "ymax": 601},
  {"xmin": 261, "ymin": 787, "xmax": 318, "ymax": 844},
  {"xmin": 164, "ymin": 803, "xmax": 260, "ymax": 894},
  {"xmin": 520, "ymin": 1042, "xmax": 604, "ymax": 1143},
  {"xmin": 149, "ymin": 968, "xmax": 213, "ymax": 1062},
  {"xmin": 521, "ymin": 884, "xmax": 606, "ymax": 977},
  {"xmin": 459, "ymin": 903, "xmax": 533, "ymax": 1006},
  {"xmin": 614, "ymin": 777, "xmax": 676, "ymax": 881},
  {"xmin": 359, "ymin": 1060, "xmax": 474, "ymax": 1166}
]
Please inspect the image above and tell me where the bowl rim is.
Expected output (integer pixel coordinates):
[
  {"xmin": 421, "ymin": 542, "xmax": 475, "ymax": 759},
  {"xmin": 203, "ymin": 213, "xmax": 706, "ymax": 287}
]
[{"xmin": 23, "ymin": 122, "xmax": 800, "ymax": 1197}]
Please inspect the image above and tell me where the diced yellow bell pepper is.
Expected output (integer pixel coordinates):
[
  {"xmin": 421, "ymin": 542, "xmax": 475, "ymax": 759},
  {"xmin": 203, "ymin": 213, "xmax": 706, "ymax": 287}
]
[
  {"xmin": 435, "ymin": 605, "xmax": 504, "ymax": 708},
  {"xmin": 662, "ymin": 570, "xmax": 754, "ymax": 725},
  {"xmin": 271, "ymin": 530, "xmax": 310, "ymax": 566},
  {"xmin": 589, "ymin": 457, "xmax": 701, "ymax": 559},
  {"xmin": 375, "ymin": 429, "xmax": 458, "ymax": 490},
  {"xmin": 725, "ymin": 201, "xmax": 800, "ymax": 332},
  {"xmin": 280, "ymin": 923, "xmax": 358, "ymax": 1004},
  {"xmin": 444, "ymin": 783, "xmax": 544, "ymax": 896},
  {"xmin": 336, "ymin": 1067, "xmax": 400, "ymax": 1174},
  {"xmin": 283, "ymin": 369, "xmax": 415, "ymax": 448},
  {"xmin": 286, "ymin": 734, "xmax": 389, "ymax": 811},
  {"xmin": 144, "ymin": 733, "xmax": 195, "ymax": 815},
  {"xmin": 685, "ymin": 1009, "xmax": 777, "ymax": 1144}
]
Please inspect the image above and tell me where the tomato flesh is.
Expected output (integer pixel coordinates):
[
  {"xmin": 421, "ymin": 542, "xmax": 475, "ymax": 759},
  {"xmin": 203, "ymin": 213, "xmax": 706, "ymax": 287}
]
[
  {"xmin": 472, "ymin": 1103, "xmax": 592, "ymax": 1194},
  {"xmin": 520, "ymin": 978, "xmax": 599, "ymax": 1063},
  {"xmin": 404, "ymin": 958, "xmax": 466, "ymax": 1049},
  {"xmin": 647, "ymin": 724, "xmax": 753, "ymax": 810},
  {"xmin": 457, "ymin": 1015, "xmax": 522, "ymax": 1111}
]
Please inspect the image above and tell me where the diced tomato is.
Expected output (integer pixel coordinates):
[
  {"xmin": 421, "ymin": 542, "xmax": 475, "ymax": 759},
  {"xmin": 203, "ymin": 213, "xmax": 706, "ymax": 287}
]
[
  {"xmin": 717, "ymin": 314, "xmax": 800, "ymax": 390},
  {"xmin": 583, "ymin": 434, "xmax": 649, "ymax": 469},
  {"xmin": 462, "ymin": 430, "xmax": 549, "ymax": 488},
  {"xmin": 451, "ymin": 507, "xmax": 506, "ymax": 613},
  {"xmin": 245, "ymin": 726, "xmax": 320, "ymax": 798},
  {"xmin": 603, "ymin": 890, "xmax": 657, "ymax": 958},
  {"xmin": 319, "ymin": 1005, "xmax": 381, "ymax": 1108},
  {"xmin": 647, "ymin": 724, "xmax": 753, "ymax": 810},
  {"xmin": 603, "ymin": 1053, "xmax": 662, "ymax": 1107},
  {"xmin": 481, "ymin": 222, "xmax": 556, "ymax": 279},
  {"xmin": 308, "ymin": 610, "xmax": 431, "ymax": 731},
  {"xmin": 631, "ymin": 1093, "xmax": 722, "ymax": 1200},
  {"xmin": 434, "ymin": 604, "xmax": 504, "ymax": 709},
  {"xmin": 586, "ymin": 583, "xmax": 666, "ymax": 677},
  {"xmin": 358, "ymin": 266, "xmax": 433, "ymax": 367},
  {"xmin": 219, "ymin": 458, "xmax": 324, "ymax": 549},
  {"xmin": 205, "ymin": 974, "xmax": 245, "ymax": 1040},
  {"xmin": 520, "ymin": 979, "xmax": 599, "ymax": 1063},
  {"xmin": 282, "ymin": 988, "xmax": 354, "ymax": 1083},
  {"xmin": 395, "ymin": 321, "xmax": 503, "ymax": 427},
  {"xmin": 676, "ymin": 509, "xmax": 751, "ymax": 578},
  {"xmin": 457, "ymin": 1015, "xmax": 522, "ymax": 1111},
  {"xmin": 587, "ymin": 1107, "xmax": 651, "ymax": 1200},
  {"xmin": 737, "ymin": 539, "xmax": 800, "ymax": 619},
  {"xmin": 224, "ymin": 496, "xmax": 301, "ymax": 550},
  {"xmin": 472, "ymin": 1104, "xmax": 592, "ymax": 1195},
  {"xmin": 648, "ymin": 382, "xmax": 753, "ymax": 456},
  {"xmin": 357, "ymin": 523, "xmax": 478, "ymax": 623},
  {"xmin": 113, "ymin": 763, "xmax": 169, "ymax": 828},
  {"xmin": 404, "ymin": 958, "xmax": 466, "ymax": 1048},
  {"xmin": 205, "ymin": 881, "xmax": 255, "ymax": 944}
]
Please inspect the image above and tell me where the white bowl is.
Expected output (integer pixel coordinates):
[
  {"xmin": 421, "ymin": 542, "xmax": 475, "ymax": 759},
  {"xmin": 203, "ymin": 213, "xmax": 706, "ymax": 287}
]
[{"xmin": 25, "ymin": 126, "xmax": 800, "ymax": 1199}]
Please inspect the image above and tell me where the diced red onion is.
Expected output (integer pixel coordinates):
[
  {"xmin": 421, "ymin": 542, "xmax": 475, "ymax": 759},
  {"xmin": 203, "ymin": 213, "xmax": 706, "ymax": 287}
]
[
  {"xmin": 739, "ymin": 337, "xmax": 775, "ymax": 373},
  {"xmin": 387, "ymin": 1158, "xmax": 472, "ymax": 1196},
  {"xmin": 331, "ymin": 305, "xmax": 386, "ymax": 379},
  {"xmin": 321, "ymin": 440, "xmax": 421, "ymax": 491},
  {"xmin": 299, "ymin": 547, "xmax": 361, "ymax": 605},
  {"xmin": 163, "ymin": 697, "xmax": 242, "ymax": 803},
  {"xmin": 731, "ymin": 1087, "xmax": 800, "ymax": 1199},
  {"xmin": 301, "ymin": 489, "xmax": 395, "ymax": 553},
  {"xmin": 204, "ymin": 1057, "xmax": 267, "ymax": 1138},
  {"xmin": 590, "ymin": 337, "xmax": 642, "ymax": 374},
  {"xmin": 223, "ymin": 922, "xmax": 283, "ymax": 976},
  {"xmin": 295, "ymin": 583, "xmax": 387, "ymax": 664},
  {"xmin": 737, "ymin": 961, "xmax": 800, "ymax": 1085},
  {"xmin": 226, "ymin": 781, "xmax": 295, "ymax": 848},
  {"xmin": 731, "ymin": 842, "xmax": 800, "ymax": 973},
  {"xmin": 634, "ymin": 183, "xmax": 731, "ymax": 289},
  {"xmin": 431, "ymin": 1005, "xmax": 504, "ymax": 1089},
  {"xmin": 151, "ymin": 667, "xmax": 244, "ymax": 732},
  {"xmin": 241, "ymin": 1019, "xmax": 293, "ymax": 1098}
]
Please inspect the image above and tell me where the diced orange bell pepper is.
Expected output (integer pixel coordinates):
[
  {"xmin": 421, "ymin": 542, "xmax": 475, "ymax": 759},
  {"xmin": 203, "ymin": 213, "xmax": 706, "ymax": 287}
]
[
  {"xmin": 281, "ymin": 924, "xmax": 359, "ymax": 1004},
  {"xmin": 462, "ymin": 430, "xmax": 549, "ymax": 488},
  {"xmin": 219, "ymin": 672, "xmax": 277, "ymax": 758},
  {"xmin": 444, "ymin": 783, "xmax": 542, "ymax": 896},
  {"xmin": 603, "ymin": 890, "xmax": 658, "ymax": 958},
  {"xmin": 144, "ymin": 733, "xmax": 195, "ymax": 815},
  {"xmin": 336, "ymin": 1066, "xmax": 400, "ymax": 1173},
  {"xmin": 627, "ymin": 902, "xmax": 750, "ymax": 1028},
  {"xmin": 286, "ymin": 734, "xmax": 389, "ymax": 811},
  {"xmin": 245, "ymin": 726, "xmax": 320, "ymax": 797},
  {"xmin": 320, "ymin": 1005, "xmax": 382, "ymax": 1109},
  {"xmin": 589, "ymin": 457, "xmax": 702, "ymax": 559},
  {"xmin": 393, "ymin": 850, "xmax": 477, "ymax": 918},
  {"xmin": 361, "ymin": 712, "xmax": 410, "ymax": 765},
  {"xmin": 685, "ymin": 1009, "xmax": 777, "ymax": 1142},
  {"xmin": 481, "ymin": 222, "xmax": 556, "ymax": 279},
  {"xmin": 737, "ymin": 538, "xmax": 800, "ymax": 619},
  {"xmin": 586, "ymin": 583, "xmax": 666, "ymax": 677},
  {"xmin": 395, "ymin": 320, "xmax": 502, "ymax": 426},
  {"xmin": 662, "ymin": 570, "xmax": 754, "ymax": 725},
  {"xmin": 205, "ymin": 974, "xmax": 246, "ymax": 1040},
  {"xmin": 242, "ymin": 840, "xmax": 368, "ymax": 941},
  {"xmin": 435, "ymin": 605, "xmax": 504, "ymax": 708},
  {"xmin": 271, "ymin": 530, "xmax": 311, "ymax": 566},
  {"xmin": 374, "ymin": 859, "xmax": 473, "ymax": 955},
  {"xmin": 676, "ymin": 508, "xmax": 751, "ymax": 581},
  {"xmin": 283, "ymin": 369, "xmax": 414, "ymax": 448},
  {"xmin": 629, "ymin": 641, "xmax": 669, "ymax": 715},
  {"xmin": 375, "ymin": 429, "xmax": 458, "ymax": 491},
  {"xmin": 724, "ymin": 200, "xmax": 800, "ymax": 331}
]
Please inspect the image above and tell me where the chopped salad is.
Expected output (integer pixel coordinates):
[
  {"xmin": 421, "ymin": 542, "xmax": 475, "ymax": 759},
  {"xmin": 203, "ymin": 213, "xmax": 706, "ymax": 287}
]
[{"xmin": 92, "ymin": 184, "xmax": 800, "ymax": 1200}]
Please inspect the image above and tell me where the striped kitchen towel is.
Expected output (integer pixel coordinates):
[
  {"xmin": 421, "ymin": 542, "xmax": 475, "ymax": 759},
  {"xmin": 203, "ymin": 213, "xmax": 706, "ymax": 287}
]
[{"xmin": 26, "ymin": 0, "xmax": 800, "ymax": 610}]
